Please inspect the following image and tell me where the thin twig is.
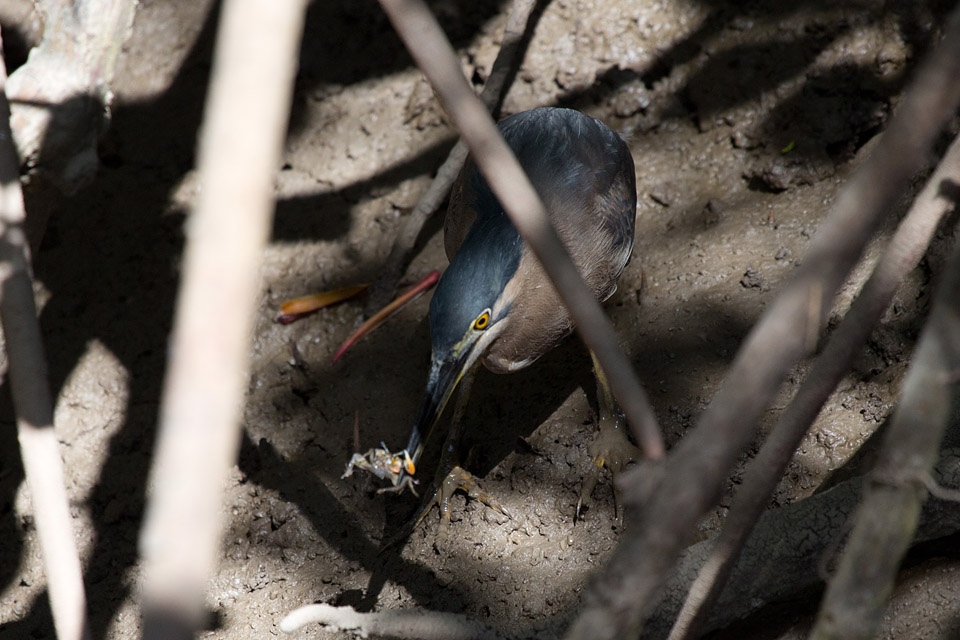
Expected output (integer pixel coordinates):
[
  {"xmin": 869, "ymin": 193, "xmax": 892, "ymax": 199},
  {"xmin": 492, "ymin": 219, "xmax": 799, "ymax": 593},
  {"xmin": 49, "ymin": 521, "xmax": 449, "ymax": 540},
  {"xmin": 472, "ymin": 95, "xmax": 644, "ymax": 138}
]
[
  {"xmin": 871, "ymin": 467, "xmax": 960, "ymax": 503},
  {"xmin": 377, "ymin": 0, "xmax": 665, "ymax": 460},
  {"xmin": 911, "ymin": 469, "xmax": 960, "ymax": 503},
  {"xmin": 280, "ymin": 603, "xmax": 513, "ymax": 640},
  {"xmin": 566, "ymin": 5, "xmax": 960, "ymax": 638},
  {"xmin": 364, "ymin": 0, "xmax": 538, "ymax": 315},
  {"xmin": 668, "ymin": 131, "xmax": 960, "ymax": 640},
  {"xmin": 137, "ymin": 0, "xmax": 307, "ymax": 637},
  {"xmin": 0, "ymin": 31, "xmax": 91, "ymax": 640},
  {"xmin": 810, "ymin": 189, "xmax": 960, "ymax": 639},
  {"xmin": 334, "ymin": 270, "xmax": 439, "ymax": 361}
]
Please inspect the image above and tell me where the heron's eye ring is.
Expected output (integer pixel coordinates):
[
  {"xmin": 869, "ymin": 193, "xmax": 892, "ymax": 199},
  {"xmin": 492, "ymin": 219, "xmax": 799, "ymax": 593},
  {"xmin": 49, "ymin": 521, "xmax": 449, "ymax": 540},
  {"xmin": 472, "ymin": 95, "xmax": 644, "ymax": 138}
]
[{"xmin": 472, "ymin": 309, "xmax": 491, "ymax": 331}]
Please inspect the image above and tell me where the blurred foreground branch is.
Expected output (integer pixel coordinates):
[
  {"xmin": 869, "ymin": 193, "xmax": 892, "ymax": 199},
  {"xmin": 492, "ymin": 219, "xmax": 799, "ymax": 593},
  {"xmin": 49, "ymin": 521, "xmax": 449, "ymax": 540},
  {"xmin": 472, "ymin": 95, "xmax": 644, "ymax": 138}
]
[
  {"xmin": 137, "ymin": 0, "xmax": 307, "ymax": 637},
  {"xmin": 567, "ymin": 5, "xmax": 960, "ymax": 638},
  {"xmin": 0, "ymin": 32, "xmax": 90, "ymax": 640}
]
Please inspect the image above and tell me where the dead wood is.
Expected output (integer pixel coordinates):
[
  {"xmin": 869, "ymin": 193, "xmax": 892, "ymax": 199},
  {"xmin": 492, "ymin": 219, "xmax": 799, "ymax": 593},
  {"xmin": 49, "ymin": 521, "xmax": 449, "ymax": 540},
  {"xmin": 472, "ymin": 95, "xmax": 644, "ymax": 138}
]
[
  {"xmin": 566, "ymin": 4, "xmax": 960, "ymax": 638},
  {"xmin": 0, "ymin": 29, "xmax": 90, "ymax": 640},
  {"xmin": 667, "ymin": 131, "xmax": 960, "ymax": 640},
  {"xmin": 7, "ymin": 0, "xmax": 136, "ymax": 249}
]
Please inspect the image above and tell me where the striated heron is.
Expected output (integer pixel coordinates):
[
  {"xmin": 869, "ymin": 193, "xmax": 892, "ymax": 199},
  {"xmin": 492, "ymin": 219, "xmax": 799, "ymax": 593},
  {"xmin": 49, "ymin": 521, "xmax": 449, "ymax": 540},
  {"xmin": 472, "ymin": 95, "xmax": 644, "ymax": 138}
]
[{"xmin": 391, "ymin": 106, "xmax": 641, "ymax": 525}]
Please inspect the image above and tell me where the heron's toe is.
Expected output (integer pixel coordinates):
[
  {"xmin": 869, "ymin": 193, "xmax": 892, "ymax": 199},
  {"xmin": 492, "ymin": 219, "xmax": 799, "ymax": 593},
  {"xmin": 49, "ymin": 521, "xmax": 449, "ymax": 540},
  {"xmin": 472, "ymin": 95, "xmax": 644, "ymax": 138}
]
[
  {"xmin": 577, "ymin": 417, "xmax": 641, "ymax": 520},
  {"xmin": 436, "ymin": 466, "xmax": 512, "ymax": 520}
]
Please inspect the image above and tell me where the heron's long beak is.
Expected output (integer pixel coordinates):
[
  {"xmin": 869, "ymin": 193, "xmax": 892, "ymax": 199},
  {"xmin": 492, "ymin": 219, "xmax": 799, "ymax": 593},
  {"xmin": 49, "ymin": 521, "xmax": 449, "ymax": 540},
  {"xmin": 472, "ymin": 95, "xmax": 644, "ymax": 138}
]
[{"xmin": 404, "ymin": 350, "xmax": 474, "ymax": 470}]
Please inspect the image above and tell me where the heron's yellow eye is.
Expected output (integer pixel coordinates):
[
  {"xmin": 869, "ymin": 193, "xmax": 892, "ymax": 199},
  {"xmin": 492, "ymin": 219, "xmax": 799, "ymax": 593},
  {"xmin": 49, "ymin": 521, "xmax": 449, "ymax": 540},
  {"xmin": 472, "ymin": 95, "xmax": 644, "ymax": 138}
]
[{"xmin": 472, "ymin": 309, "xmax": 491, "ymax": 331}]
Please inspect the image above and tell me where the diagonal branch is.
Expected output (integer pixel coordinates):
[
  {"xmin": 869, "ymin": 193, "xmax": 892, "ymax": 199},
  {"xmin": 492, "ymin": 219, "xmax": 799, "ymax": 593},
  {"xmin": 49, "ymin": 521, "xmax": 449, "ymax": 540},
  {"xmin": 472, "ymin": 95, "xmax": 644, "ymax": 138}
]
[
  {"xmin": 809, "ymin": 168, "xmax": 960, "ymax": 640},
  {"xmin": 566, "ymin": 4, "xmax": 960, "ymax": 638},
  {"xmin": 667, "ymin": 131, "xmax": 960, "ymax": 640},
  {"xmin": 137, "ymin": 0, "xmax": 308, "ymax": 637},
  {"xmin": 364, "ymin": 0, "xmax": 538, "ymax": 315},
  {"xmin": 0, "ymin": 30, "xmax": 90, "ymax": 640},
  {"xmin": 376, "ymin": 0, "xmax": 664, "ymax": 459}
]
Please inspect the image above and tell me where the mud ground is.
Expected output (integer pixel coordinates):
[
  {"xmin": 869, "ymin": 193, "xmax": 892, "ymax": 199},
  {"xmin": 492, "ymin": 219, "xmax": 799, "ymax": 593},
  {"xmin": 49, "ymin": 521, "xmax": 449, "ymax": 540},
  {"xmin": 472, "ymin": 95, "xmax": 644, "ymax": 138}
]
[{"xmin": 1, "ymin": 0, "xmax": 958, "ymax": 638}]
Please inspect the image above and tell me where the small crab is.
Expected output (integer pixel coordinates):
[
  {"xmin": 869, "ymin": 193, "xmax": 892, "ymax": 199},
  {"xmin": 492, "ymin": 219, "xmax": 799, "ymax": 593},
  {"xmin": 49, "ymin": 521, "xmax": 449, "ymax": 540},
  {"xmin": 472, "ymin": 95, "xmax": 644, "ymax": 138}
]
[{"xmin": 341, "ymin": 443, "xmax": 419, "ymax": 495}]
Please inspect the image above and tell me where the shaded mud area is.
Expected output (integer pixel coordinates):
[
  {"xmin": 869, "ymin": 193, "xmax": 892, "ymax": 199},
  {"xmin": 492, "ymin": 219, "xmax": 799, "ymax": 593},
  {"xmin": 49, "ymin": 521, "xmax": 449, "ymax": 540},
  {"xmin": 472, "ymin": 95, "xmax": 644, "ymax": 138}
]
[{"xmin": 1, "ymin": 0, "xmax": 958, "ymax": 638}]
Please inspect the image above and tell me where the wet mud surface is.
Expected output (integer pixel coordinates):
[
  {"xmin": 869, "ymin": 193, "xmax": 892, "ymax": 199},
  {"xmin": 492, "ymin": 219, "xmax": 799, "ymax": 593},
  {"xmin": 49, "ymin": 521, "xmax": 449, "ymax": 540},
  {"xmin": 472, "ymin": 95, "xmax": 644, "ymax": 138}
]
[{"xmin": 1, "ymin": 0, "xmax": 957, "ymax": 638}]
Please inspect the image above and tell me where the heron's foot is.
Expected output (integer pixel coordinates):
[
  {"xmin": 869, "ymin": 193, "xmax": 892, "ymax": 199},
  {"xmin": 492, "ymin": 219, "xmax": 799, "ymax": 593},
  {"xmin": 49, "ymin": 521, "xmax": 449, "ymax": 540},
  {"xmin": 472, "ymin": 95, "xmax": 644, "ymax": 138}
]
[
  {"xmin": 413, "ymin": 465, "xmax": 512, "ymax": 529},
  {"xmin": 577, "ymin": 414, "xmax": 641, "ymax": 520},
  {"xmin": 380, "ymin": 465, "xmax": 510, "ymax": 552}
]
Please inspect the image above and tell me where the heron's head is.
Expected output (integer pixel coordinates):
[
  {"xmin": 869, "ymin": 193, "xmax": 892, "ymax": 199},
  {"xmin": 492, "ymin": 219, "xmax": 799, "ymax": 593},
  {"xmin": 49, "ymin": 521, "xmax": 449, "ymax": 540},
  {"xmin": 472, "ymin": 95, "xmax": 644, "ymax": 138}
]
[{"xmin": 404, "ymin": 209, "xmax": 522, "ymax": 465}]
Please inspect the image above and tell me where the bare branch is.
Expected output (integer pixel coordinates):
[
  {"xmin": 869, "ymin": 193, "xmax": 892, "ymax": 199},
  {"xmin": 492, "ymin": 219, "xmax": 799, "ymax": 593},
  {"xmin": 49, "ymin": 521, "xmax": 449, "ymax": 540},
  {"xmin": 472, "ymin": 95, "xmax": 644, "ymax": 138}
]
[
  {"xmin": 668, "ymin": 131, "xmax": 960, "ymax": 640},
  {"xmin": 809, "ymin": 179, "xmax": 960, "ymax": 639},
  {"xmin": 566, "ymin": 4, "xmax": 960, "ymax": 638},
  {"xmin": 137, "ymin": 0, "xmax": 307, "ymax": 636},
  {"xmin": 0, "ymin": 31, "xmax": 90, "ymax": 640},
  {"xmin": 377, "ymin": 0, "xmax": 664, "ymax": 459},
  {"xmin": 364, "ymin": 141, "xmax": 468, "ymax": 314},
  {"xmin": 364, "ymin": 0, "xmax": 538, "ymax": 315},
  {"xmin": 280, "ymin": 603, "xmax": 513, "ymax": 640}
]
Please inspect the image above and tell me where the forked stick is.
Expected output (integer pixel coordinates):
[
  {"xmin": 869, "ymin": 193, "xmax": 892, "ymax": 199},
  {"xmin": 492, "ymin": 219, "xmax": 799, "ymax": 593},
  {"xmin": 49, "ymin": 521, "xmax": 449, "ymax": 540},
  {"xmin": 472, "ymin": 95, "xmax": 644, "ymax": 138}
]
[{"xmin": 138, "ymin": 0, "xmax": 308, "ymax": 637}]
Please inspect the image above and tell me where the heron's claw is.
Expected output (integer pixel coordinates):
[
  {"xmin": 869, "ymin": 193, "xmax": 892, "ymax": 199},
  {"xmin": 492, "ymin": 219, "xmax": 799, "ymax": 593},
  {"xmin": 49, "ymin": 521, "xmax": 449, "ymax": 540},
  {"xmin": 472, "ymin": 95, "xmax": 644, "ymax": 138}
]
[
  {"xmin": 379, "ymin": 465, "xmax": 510, "ymax": 552},
  {"xmin": 576, "ymin": 414, "xmax": 641, "ymax": 521},
  {"xmin": 425, "ymin": 466, "xmax": 512, "ymax": 523}
]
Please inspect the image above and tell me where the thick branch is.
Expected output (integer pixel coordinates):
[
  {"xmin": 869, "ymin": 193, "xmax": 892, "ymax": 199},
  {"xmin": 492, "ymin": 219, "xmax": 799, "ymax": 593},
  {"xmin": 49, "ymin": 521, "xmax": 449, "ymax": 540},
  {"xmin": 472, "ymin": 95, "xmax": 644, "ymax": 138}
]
[
  {"xmin": 7, "ymin": 0, "xmax": 137, "ymax": 193},
  {"xmin": 642, "ymin": 451, "xmax": 960, "ymax": 638},
  {"xmin": 810, "ymin": 183, "xmax": 960, "ymax": 639},
  {"xmin": 567, "ymin": 5, "xmax": 960, "ymax": 638},
  {"xmin": 137, "ymin": 0, "xmax": 307, "ymax": 637}
]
